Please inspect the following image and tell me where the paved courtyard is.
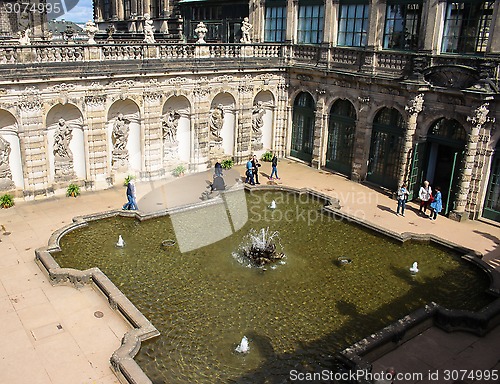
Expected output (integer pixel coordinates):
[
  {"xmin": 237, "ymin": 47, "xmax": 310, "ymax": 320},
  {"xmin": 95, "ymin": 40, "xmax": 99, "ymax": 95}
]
[{"xmin": 0, "ymin": 160, "xmax": 499, "ymax": 383}]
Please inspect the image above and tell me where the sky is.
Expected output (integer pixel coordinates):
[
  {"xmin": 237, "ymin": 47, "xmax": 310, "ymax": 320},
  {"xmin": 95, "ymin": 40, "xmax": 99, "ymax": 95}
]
[{"xmin": 55, "ymin": 0, "xmax": 94, "ymax": 24}]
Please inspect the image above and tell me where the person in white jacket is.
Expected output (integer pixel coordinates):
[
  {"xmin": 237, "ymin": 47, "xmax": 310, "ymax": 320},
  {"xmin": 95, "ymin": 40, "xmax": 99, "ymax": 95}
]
[{"xmin": 418, "ymin": 180, "xmax": 432, "ymax": 216}]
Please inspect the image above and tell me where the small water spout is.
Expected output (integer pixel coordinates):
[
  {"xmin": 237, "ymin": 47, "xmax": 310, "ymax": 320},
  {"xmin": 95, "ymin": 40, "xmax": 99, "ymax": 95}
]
[
  {"xmin": 269, "ymin": 200, "xmax": 276, "ymax": 209},
  {"xmin": 235, "ymin": 336, "xmax": 249, "ymax": 353},
  {"xmin": 410, "ymin": 261, "xmax": 419, "ymax": 274},
  {"xmin": 116, "ymin": 235, "xmax": 125, "ymax": 247}
]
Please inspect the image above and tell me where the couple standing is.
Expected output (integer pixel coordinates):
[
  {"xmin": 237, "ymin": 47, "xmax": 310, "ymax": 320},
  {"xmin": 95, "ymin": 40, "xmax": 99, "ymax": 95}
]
[{"xmin": 418, "ymin": 180, "xmax": 442, "ymax": 221}]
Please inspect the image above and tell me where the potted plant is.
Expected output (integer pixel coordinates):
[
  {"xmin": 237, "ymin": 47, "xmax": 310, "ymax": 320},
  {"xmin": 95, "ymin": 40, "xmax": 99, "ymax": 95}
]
[
  {"xmin": 0, "ymin": 194, "xmax": 14, "ymax": 208},
  {"xmin": 221, "ymin": 159, "xmax": 234, "ymax": 169},
  {"xmin": 66, "ymin": 183, "xmax": 80, "ymax": 198},
  {"xmin": 261, "ymin": 151, "xmax": 273, "ymax": 162},
  {"xmin": 172, "ymin": 165, "xmax": 186, "ymax": 177}
]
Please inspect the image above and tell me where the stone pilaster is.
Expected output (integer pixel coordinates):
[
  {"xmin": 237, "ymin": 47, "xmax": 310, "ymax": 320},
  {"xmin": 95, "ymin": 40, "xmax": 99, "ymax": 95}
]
[
  {"xmin": 351, "ymin": 96, "xmax": 371, "ymax": 182},
  {"xmin": 451, "ymin": 103, "xmax": 495, "ymax": 221},
  {"xmin": 311, "ymin": 96, "xmax": 326, "ymax": 169},
  {"xmin": 192, "ymin": 87, "xmax": 210, "ymax": 169},
  {"xmin": 237, "ymin": 82, "xmax": 254, "ymax": 162},
  {"xmin": 142, "ymin": 91, "xmax": 164, "ymax": 179},
  {"xmin": 84, "ymin": 94, "xmax": 109, "ymax": 188},
  {"xmin": 398, "ymin": 94, "xmax": 424, "ymax": 187},
  {"xmin": 274, "ymin": 80, "xmax": 289, "ymax": 158}
]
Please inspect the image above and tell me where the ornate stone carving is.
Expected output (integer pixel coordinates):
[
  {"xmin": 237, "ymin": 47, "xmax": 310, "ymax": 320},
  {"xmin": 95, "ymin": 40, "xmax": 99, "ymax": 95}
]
[
  {"xmin": 240, "ymin": 17, "xmax": 253, "ymax": 44},
  {"xmin": 49, "ymin": 83, "xmax": 76, "ymax": 92},
  {"xmin": 84, "ymin": 20, "xmax": 98, "ymax": 44},
  {"xmin": 18, "ymin": 87, "xmax": 42, "ymax": 112},
  {"xmin": 112, "ymin": 113, "xmax": 130, "ymax": 166},
  {"xmin": 167, "ymin": 77, "xmax": 188, "ymax": 86},
  {"xmin": 467, "ymin": 103, "xmax": 495, "ymax": 128},
  {"xmin": 53, "ymin": 119, "xmax": 76, "ymax": 180},
  {"xmin": 143, "ymin": 91, "xmax": 162, "ymax": 103},
  {"xmin": 193, "ymin": 88, "xmax": 210, "ymax": 98},
  {"xmin": 195, "ymin": 22, "xmax": 208, "ymax": 44},
  {"xmin": 405, "ymin": 94, "xmax": 424, "ymax": 115},
  {"xmin": 18, "ymin": 28, "xmax": 31, "ymax": 45},
  {"xmin": 161, "ymin": 111, "xmax": 180, "ymax": 144},
  {"xmin": 85, "ymin": 94, "xmax": 106, "ymax": 107},
  {"xmin": 110, "ymin": 80, "xmax": 135, "ymax": 88},
  {"xmin": 0, "ymin": 135, "xmax": 14, "ymax": 190},
  {"xmin": 209, "ymin": 104, "xmax": 224, "ymax": 143},
  {"xmin": 213, "ymin": 75, "xmax": 234, "ymax": 83}
]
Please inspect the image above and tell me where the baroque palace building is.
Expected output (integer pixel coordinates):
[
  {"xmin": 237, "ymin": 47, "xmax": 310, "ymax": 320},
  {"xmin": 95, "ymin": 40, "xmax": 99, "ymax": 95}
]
[{"xmin": 0, "ymin": 0, "xmax": 499, "ymax": 223}]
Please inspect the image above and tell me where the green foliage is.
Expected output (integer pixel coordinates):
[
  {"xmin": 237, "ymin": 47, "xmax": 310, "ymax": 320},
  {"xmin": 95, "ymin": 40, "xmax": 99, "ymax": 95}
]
[
  {"xmin": 66, "ymin": 183, "xmax": 80, "ymax": 198},
  {"xmin": 261, "ymin": 151, "xmax": 273, "ymax": 162},
  {"xmin": 172, "ymin": 165, "xmax": 186, "ymax": 177},
  {"xmin": 123, "ymin": 175, "xmax": 135, "ymax": 186},
  {"xmin": 0, "ymin": 194, "xmax": 14, "ymax": 208},
  {"xmin": 221, "ymin": 159, "xmax": 234, "ymax": 169}
]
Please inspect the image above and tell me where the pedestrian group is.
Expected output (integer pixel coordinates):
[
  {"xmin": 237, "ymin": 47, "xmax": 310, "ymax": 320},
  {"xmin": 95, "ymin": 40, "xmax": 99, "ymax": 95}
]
[{"xmin": 396, "ymin": 180, "xmax": 442, "ymax": 221}]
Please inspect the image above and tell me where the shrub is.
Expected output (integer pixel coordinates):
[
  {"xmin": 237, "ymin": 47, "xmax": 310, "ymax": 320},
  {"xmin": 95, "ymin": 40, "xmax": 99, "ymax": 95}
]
[
  {"xmin": 0, "ymin": 194, "xmax": 14, "ymax": 208},
  {"xmin": 221, "ymin": 159, "xmax": 234, "ymax": 169},
  {"xmin": 261, "ymin": 151, "xmax": 273, "ymax": 162},
  {"xmin": 66, "ymin": 183, "xmax": 80, "ymax": 198},
  {"xmin": 123, "ymin": 175, "xmax": 135, "ymax": 186},
  {"xmin": 172, "ymin": 165, "xmax": 186, "ymax": 177}
]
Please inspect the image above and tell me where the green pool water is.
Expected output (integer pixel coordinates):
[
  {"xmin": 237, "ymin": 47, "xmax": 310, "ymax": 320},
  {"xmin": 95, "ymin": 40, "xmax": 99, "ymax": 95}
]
[{"xmin": 54, "ymin": 190, "xmax": 493, "ymax": 384}]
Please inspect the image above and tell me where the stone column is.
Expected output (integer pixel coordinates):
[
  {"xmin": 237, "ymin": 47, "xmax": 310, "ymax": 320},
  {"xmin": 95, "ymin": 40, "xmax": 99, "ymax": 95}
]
[
  {"xmin": 451, "ymin": 103, "xmax": 495, "ymax": 221},
  {"xmin": 142, "ymin": 91, "xmax": 163, "ymax": 179},
  {"xmin": 422, "ymin": 0, "xmax": 445, "ymax": 54},
  {"xmin": 84, "ymin": 94, "xmax": 109, "ymax": 188},
  {"xmin": 351, "ymin": 97, "xmax": 371, "ymax": 182},
  {"xmin": 192, "ymin": 87, "xmax": 210, "ymax": 170},
  {"xmin": 250, "ymin": 0, "xmax": 265, "ymax": 43},
  {"xmin": 311, "ymin": 95, "xmax": 326, "ymax": 169},
  {"xmin": 398, "ymin": 94, "xmax": 424, "ymax": 187},
  {"xmin": 286, "ymin": 0, "xmax": 298, "ymax": 43},
  {"xmin": 362, "ymin": 0, "xmax": 385, "ymax": 73},
  {"xmin": 326, "ymin": 0, "xmax": 339, "ymax": 46}
]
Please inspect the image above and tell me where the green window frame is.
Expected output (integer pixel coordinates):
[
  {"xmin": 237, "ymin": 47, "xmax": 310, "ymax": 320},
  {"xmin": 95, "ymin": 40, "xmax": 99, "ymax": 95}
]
[{"xmin": 338, "ymin": 1, "xmax": 369, "ymax": 47}]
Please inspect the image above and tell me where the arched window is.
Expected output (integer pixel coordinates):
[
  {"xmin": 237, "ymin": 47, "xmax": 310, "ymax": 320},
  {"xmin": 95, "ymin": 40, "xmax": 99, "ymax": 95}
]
[{"xmin": 326, "ymin": 99, "xmax": 356, "ymax": 175}]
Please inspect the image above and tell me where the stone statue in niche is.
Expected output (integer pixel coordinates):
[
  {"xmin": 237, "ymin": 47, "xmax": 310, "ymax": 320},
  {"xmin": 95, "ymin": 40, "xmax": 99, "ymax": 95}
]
[
  {"xmin": 161, "ymin": 110, "xmax": 181, "ymax": 167},
  {"xmin": 53, "ymin": 118, "xmax": 76, "ymax": 180},
  {"xmin": 0, "ymin": 135, "xmax": 14, "ymax": 190},
  {"xmin": 112, "ymin": 113, "xmax": 130, "ymax": 166},
  {"xmin": 143, "ymin": 13, "xmax": 155, "ymax": 44},
  {"xmin": 162, "ymin": 110, "xmax": 180, "ymax": 144},
  {"xmin": 251, "ymin": 102, "xmax": 265, "ymax": 150},
  {"xmin": 209, "ymin": 104, "xmax": 224, "ymax": 143}
]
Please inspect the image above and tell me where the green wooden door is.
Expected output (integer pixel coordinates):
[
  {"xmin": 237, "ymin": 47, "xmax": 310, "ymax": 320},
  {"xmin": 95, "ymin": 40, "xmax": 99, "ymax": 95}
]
[{"xmin": 291, "ymin": 92, "xmax": 315, "ymax": 162}]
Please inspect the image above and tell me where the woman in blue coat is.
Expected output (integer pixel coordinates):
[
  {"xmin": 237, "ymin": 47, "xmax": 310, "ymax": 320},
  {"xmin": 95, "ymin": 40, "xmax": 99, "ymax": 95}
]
[{"xmin": 429, "ymin": 186, "xmax": 442, "ymax": 220}]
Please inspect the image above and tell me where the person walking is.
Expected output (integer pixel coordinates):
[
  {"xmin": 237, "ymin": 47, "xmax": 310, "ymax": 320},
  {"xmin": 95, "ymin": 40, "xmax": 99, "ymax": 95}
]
[
  {"xmin": 245, "ymin": 157, "xmax": 255, "ymax": 185},
  {"xmin": 429, "ymin": 187, "xmax": 442, "ymax": 221},
  {"xmin": 214, "ymin": 160, "xmax": 223, "ymax": 177},
  {"xmin": 269, "ymin": 153, "xmax": 280, "ymax": 180},
  {"xmin": 123, "ymin": 179, "xmax": 138, "ymax": 210},
  {"xmin": 418, "ymin": 180, "xmax": 432, "ymax": 216},
  {"xmin": 396, "ymin": 183, "xmax": 409, "ymax": 217},
  {"xmin": 251, "ymin": 154, "xmax": 261, "ymax": 184}
]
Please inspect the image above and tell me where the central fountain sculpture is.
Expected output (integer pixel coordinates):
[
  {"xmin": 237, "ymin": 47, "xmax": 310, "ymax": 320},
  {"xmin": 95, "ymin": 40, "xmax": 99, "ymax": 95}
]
[{"xmin": 240, "ymin": 228, "xmax": 285, "ymax": 267}]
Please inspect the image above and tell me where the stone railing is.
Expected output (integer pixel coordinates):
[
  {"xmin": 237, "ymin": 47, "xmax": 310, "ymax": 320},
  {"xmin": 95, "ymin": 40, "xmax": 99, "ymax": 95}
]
[{"xmin": 1, "ymin": 41, "xmax": 499, "ymax": 81}]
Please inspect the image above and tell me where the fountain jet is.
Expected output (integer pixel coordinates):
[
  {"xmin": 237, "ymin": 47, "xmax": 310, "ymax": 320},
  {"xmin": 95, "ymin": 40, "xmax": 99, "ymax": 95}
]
[
  {"xmin": 235, "ymin": 336, "xmax": 249, "ymax": 353},
  {"xmin": 116, "ymin": 235, "xmax": 125, "ymax": 247}
]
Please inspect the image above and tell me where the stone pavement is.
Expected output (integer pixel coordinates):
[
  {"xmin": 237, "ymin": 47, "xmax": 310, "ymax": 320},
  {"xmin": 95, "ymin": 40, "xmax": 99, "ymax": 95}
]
[{"xmin": 0, "ymin": 160, "xmax": 499, "ymax": 384}]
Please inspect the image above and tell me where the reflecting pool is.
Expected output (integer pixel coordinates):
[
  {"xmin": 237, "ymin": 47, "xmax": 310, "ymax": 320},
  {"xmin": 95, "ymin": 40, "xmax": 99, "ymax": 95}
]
[{"xmin": 54, "ymin": 190, "xmax": 492, "ymax": 384}]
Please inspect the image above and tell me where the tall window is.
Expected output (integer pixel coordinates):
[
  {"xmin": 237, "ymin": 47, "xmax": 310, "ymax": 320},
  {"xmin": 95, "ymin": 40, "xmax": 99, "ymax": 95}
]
[
  {"xmin": 383, "ymin": 2, "xmax": 422, "ymax": 50},
  {"xmin": 265, "ymin": 4, "xmax": 287, "ymax": 42},
  {"xmin": 442, "ymin": 1, "xmax": 494, "ymax": 54},
  {"xmin": 123, "ymin": 0, "xmax": 131, "ymax": 19},
  {"xmin": 103, "ymin": 0, "xmax": 111, "ymax": 20},
  {"xmin": 297, "ymin": 3, "xmax": 324, "ymax": 44},
  {"xmin": 338, "ymin": 1, "xmax": 369, "ymax": 47}
]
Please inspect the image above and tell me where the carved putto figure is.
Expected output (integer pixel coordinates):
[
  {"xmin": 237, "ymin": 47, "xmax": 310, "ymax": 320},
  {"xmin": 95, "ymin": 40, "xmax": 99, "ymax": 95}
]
[
  {"xmin": 53, "ymin": 118, "xmax": 73, "ymax": 159},
  {"xmin": 143, "ymin": 13, "xmax": 155, "ymax": 44},
  {"xmin": 240, "ymin": 17, "xmax": 253, "ymax": 44},
  {"xmin": 468, "ymin": 103, "xmax": 495, "ymax": 128},
  {"xmin": 252, "ymin": 102, "xmax": 265, "ymax": 134},
  {"xmin": 161, "ymin": 111, "xmax": 180, "ymax": 143},
  {"xmin": 0, "ymin": 135, "xmax": 12, "ymax": 180},
  {"xmin": 85, "ymin": 20, "xmax": 98, "ymax": 44},
  {"xmin": 112, "ymin": 113, "xmax": 130, "ymax": 151},
  {"xmin": 405, "ymin": 94, "xmax": 424, "ymax": 115},
  {"xmin": 209, "ymin": 104, "xmax": 224, "ymax": 142},
  {"xmin": 195, "ymin": 22, "xmax": 208, "ymax": 44},
  {"xmin": 19, "ymin": 28, "xmax": 31, "ymax": 45}
]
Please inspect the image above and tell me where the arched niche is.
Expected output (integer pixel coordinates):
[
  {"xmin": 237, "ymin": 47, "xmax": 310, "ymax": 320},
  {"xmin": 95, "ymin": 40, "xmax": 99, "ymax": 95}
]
[
  {"xmin": 252, "ymin": 90, "xmax": 275, "ymax": 156},
  {"xmin": 161, "ymin": 96, "xmax": 191, "ymax": 166},
  {"xmin": 107, "ymin": 100, "xmax": 141, "ymax": 172},
  {"xmin": 211, "ymin": 93, "xmax": 236, "ymax": 156},
  {"xmin": 0, "ymin": 110, "xmax": 23, "ymax": 189},
  {"xmin": 46, "ymin": 104, "xmax": 85, "ymax": 182}
]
